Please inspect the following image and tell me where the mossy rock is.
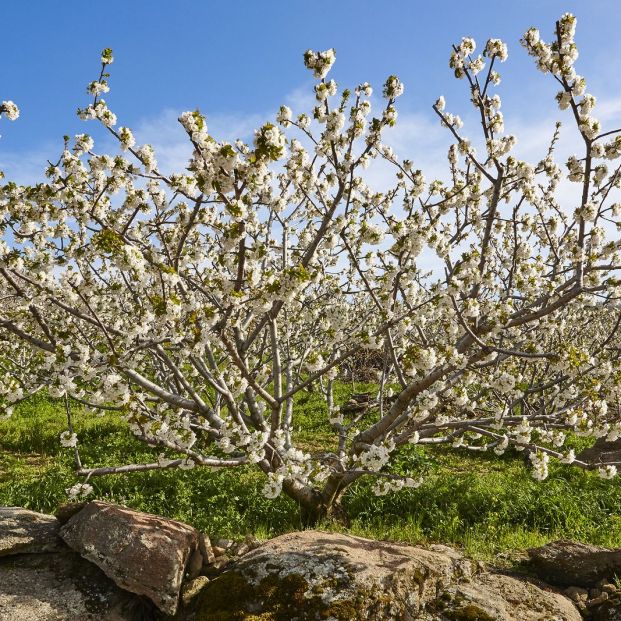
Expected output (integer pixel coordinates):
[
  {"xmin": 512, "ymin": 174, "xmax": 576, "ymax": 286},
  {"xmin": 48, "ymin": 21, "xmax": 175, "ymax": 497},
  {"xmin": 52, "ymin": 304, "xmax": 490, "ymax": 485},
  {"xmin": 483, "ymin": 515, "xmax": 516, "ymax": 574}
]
[
  {"xmin": 432, "ymin": 588, "xmax": 499, "ymax": 621},
  {"xmin": 188, "ymin": 568, "xmax": 380, "ymax": 621},
  {"xmin": 185, "ymin": 531, "xmax": 453, "ymax": 620},
  {"xmin": 185, "ymin": 531, "xmax": 582, "ymax": 621}
]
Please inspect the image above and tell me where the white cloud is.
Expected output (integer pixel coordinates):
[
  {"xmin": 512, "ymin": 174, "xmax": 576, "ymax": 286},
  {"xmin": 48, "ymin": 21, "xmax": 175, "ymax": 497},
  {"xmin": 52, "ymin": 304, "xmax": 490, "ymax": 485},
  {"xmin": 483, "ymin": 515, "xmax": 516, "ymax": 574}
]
[
  {"xmin": 0, "ymin": 141, "xmax": 59, "ymax": 185},
  {"xmin": 283, "ymin": 85, "xmax": 316, "ymax": 116}
]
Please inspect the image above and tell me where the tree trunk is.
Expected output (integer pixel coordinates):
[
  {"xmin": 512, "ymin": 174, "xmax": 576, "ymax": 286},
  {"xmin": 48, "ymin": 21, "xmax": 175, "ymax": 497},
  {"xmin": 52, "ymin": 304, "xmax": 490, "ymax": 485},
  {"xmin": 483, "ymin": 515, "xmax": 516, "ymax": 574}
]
[
  {"xmin": 299, "ymin": 499, "xmax": 350, "ymax": 527},
  {"xmin": 282, "ymin": 472, "xmax": 357, "ymax": 527}
]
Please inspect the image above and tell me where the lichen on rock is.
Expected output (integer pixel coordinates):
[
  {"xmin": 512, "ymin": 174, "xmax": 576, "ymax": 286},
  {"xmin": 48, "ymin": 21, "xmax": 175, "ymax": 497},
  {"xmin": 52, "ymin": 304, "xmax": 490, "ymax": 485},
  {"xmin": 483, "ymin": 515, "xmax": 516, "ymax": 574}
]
[{"xmin": 187, "ymin": 531, "xmax": 581, "ymax": 621}]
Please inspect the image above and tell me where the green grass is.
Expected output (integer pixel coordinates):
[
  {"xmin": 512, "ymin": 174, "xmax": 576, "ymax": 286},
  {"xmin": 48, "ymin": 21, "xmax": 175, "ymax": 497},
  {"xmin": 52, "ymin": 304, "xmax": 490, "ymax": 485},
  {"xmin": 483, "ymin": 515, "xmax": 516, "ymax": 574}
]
[{"xmin": 2, "ymin": 391, "xmax": 621, "ymax": 562}]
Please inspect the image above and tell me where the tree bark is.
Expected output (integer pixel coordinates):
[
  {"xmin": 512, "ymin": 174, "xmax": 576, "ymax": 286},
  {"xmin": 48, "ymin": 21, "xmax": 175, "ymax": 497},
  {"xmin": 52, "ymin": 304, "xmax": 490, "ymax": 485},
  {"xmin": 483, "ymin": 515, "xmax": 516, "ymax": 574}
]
[{"xmin": 282, "ymin": 471, "xmax": 358, "ymax": 527}]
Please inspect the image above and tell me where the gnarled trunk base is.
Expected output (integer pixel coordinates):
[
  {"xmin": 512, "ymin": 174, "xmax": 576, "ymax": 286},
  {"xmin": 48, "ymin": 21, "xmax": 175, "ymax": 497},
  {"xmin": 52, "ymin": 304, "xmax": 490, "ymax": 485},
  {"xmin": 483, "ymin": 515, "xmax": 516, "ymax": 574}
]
[{"xmin": 299, "ymin": 499, "xmax": 350, "ymax": 528}]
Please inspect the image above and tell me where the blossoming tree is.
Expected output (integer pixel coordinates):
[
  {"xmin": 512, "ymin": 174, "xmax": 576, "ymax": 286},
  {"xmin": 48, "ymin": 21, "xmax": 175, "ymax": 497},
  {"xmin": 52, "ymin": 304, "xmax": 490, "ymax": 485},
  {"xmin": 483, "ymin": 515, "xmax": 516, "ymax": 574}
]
[{"xmin": 2, "ymin": 15, "xmax": 621, "ymax": 521}]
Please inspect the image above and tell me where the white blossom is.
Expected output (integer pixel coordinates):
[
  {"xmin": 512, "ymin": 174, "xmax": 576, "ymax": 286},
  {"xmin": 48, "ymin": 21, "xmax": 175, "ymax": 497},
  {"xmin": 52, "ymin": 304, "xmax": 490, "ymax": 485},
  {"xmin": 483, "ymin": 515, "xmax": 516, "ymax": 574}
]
[
  {"xmin": 1, "ymin": 101, "xmax": 20, "ymax": 121},
  {"xmin": 66, "ymin": 483, "xmax": 93, "ymax": 500},
  {"xmin": 60, "ymin": 431, "xmax": 78, "ymax": 448}
]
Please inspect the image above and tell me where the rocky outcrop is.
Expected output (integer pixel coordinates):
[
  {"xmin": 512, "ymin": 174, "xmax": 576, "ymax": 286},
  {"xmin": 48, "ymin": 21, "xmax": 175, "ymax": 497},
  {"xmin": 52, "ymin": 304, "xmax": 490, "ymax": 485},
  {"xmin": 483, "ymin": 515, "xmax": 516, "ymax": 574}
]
[
  {"xmin": 189, "ymin": 530, "xmax": 581, "ymax": 620},
  {"xmin": 528, "ymin": 540, "xmax": 621, "ymax": 587},
  {"xmin": 59, "ymin": 500, "xmax": 207, "ymax": 616},
  {"xmin": 0, "ymin": 507, "xmax": 61, "ymax": 556},
  {"xmin": 9, "ymin": 503, "xmax": 621, "ymax": 620}
]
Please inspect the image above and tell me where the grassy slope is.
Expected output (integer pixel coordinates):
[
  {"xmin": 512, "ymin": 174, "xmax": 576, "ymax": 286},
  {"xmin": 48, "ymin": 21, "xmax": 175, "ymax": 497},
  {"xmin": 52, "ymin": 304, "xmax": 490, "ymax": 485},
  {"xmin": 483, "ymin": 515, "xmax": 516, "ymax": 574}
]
[{"xmin": 2, "ymin": 389, "xmax": 621, "ymax": 561}]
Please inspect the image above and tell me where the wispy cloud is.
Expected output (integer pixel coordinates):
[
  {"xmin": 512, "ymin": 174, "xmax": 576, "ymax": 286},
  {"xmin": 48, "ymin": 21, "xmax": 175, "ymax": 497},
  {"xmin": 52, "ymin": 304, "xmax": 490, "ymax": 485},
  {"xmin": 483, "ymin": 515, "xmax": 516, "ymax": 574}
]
[{"xmin": 0, "ymin": 141, "xmax": 60, "ymax": 185}]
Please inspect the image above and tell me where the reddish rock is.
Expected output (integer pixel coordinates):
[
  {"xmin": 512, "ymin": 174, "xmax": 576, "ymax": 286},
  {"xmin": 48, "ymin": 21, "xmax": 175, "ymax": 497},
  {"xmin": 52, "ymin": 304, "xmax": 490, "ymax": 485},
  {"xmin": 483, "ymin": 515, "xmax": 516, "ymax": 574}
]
[{"xmin": 59, "ymin": 501, "xmax": 206, "ymax": 615}]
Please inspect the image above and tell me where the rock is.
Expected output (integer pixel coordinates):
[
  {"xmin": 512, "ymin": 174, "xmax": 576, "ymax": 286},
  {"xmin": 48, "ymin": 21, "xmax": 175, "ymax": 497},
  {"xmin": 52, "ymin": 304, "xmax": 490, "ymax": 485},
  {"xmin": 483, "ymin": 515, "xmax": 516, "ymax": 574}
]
[
  {"xmin": 189, "ymin": 530, "xmax": 581, "ymax": 620},
  {"xmin": 0, "ymin": 507, "xmax": 61, "ymax": 556},
  {"xmin": 589, "ymin": 592, "xmax": 611, "ymax": 607},
  {"xmin": 578, "ymin": 437, "xmax": 621, "ymax": 464},
  {"xmin": 528, "ymin": 540, "xmax": 621, "ymax": 587},
  {"xmin": 0, "ymin": 548, "xmax": 145, "ymax": 621},
  {"xmin": 437, "ymin": 572, "xmax": 580, "ymax": 621},
  {"xmin": 212, "ymin": 545, "xmax": 226, "ymax": 557},
  {"xmin": 214, "ymin": 538, "xmax": 233, "ymax": 549},
  {"xmin": 198, "ymin": 532, "xmax": 215, "ymax": 567},
  {"xmin": 180, "ymin": 575, "xmax": 210, "ymax": 608},
  {"xmin": 590, "ymin": 593, "xmax": 621, "ymax": 621},
  {"xmin": 565, "ymin": 585, "xmax": 589, "ymax": 603},
  {"xmin": 55, "ymin": 502, "xmax": 88, "ymax": 526},
  {"xmin": 59, "ymin": 501, "xmax": 203, "ymax": 615}
]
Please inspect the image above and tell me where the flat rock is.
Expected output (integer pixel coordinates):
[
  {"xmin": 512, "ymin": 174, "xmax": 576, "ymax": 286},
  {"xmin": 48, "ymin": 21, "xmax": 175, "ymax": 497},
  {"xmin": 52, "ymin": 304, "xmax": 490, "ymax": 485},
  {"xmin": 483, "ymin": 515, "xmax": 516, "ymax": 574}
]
[
  {"xmin": 0, "ymin": 507, "xmax": 61, "ymax": 556},
  {"xmin": 528, "ymin": 540, "xmax": 621, "ymax": 587},
  {"xmin": 190, "ymin": 530, "xmax": 581, "ymax": 620},
  {"xmin": 0, "ymin": 549, "xmax": 144, "ymax": 621},
  {"xmin": 59, "ymin": 501, "xmax": 203, "ymax": 615}
]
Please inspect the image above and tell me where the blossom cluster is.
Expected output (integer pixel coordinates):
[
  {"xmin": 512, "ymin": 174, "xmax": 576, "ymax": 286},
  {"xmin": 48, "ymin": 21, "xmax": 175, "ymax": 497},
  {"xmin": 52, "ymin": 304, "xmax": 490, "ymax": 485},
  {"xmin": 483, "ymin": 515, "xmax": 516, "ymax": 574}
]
[
  {"xmin": 303, "ymin": 48, "xmax": 336, "ymax": 79},
  {"xmin": 0, "ymin": 101, "xmax": 19, "ymax": 121}
]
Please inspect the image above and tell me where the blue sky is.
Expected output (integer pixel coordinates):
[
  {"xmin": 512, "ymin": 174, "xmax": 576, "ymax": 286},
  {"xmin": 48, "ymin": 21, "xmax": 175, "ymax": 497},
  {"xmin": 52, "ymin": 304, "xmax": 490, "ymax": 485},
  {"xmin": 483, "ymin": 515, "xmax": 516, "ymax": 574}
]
[{"xmin": 2, "ymin": 0, "xmax": 621, "ymax": 181}]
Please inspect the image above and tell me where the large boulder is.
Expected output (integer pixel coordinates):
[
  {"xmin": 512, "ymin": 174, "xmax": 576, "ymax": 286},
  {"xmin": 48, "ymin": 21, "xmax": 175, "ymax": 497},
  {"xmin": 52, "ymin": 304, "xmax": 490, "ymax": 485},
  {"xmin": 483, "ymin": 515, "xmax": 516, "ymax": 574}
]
[
  {"xmin": 0, "ymin": 507, "xmax": 61, "ymax": 556},
  {"xmin": 0, "ymin": 548, "xmax": 144, "ymax": 621},
  {"xmin": 528, "ymin": 540, "xmax": 621, "ymax": 587},
  {"xmin": 59, "ymin": 501, "xmax": 207, "ymax": 616},
  {"xmin": 190, "ymin": 530, "xmax": 581, "ymax": 620}
]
